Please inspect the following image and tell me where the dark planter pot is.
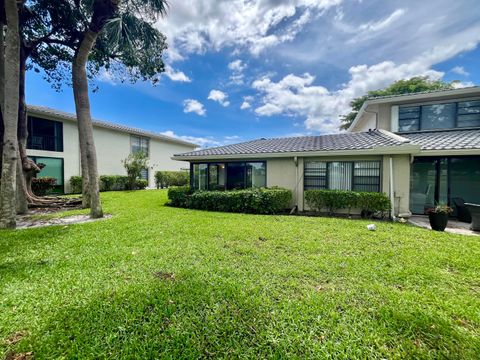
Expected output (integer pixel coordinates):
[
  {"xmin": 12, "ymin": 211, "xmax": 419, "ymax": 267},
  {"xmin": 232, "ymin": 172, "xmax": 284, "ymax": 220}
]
[{"xmin": 429, "ymin": 213, "xmax": 449, "ymax": 231}]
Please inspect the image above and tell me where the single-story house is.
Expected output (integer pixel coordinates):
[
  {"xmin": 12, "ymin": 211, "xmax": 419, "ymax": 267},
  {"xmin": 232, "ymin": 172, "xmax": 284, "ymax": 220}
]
[
  {"xmin": 27, "ymin": 105, "xmax": 197, "ymax": 193},
  {"xmin": 172, "ymin": 87, "xmax": 480, "ymax": 217}
]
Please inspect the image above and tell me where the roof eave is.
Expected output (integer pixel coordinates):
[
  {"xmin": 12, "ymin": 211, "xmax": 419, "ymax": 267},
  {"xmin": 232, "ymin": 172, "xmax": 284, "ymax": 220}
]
[
  {"xmin": 172, "ymin": 144, "xmax": 421, "ymax": 161},
  {"xmin": 27, "ymin": 106, "xmax": 198, "ymax": 148}
]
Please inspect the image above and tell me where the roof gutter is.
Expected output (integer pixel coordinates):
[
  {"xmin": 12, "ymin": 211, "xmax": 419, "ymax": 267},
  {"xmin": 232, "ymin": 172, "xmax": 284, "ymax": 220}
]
[{"xmin": 171, "ymin": 144, "xmax": 421, "ymax": 162}]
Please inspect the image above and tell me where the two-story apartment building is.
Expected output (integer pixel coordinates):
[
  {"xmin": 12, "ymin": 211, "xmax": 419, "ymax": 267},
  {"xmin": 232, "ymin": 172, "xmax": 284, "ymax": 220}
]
[
  {"xmin": 172, "ymin": 87, "xmax": 480, "ymax": 217},
  {"xmin": 27, "ymin": 105, "xmax": 197, "ymax": 193}
]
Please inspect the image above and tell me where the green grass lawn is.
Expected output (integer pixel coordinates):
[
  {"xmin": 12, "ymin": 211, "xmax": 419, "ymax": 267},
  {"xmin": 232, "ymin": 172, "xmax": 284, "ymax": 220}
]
[{"xmin": 1, "ymin": 190, "xmax": 479, "ymax": 359}]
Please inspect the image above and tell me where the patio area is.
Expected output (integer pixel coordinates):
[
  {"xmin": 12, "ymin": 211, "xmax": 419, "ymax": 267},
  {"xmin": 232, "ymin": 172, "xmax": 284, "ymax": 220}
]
[{"xmin": 409, "ymin": 215, "xmax": 479, "ymax": 236}]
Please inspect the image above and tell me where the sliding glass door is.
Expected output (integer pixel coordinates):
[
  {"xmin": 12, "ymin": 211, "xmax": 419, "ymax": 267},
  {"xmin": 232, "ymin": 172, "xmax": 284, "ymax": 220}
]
[{"xmin": 410, "ymin": 156, "xmax": 480, "ymax": 214}]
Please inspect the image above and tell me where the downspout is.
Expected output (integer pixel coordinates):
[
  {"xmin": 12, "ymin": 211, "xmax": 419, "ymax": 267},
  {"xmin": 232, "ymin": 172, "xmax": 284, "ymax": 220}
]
[
  {"xmin": 293, "ymin": 156, "xmax": 299, "ymax": 213},
  {"xmin": 389, "ymin": 156, "xmax": 395, "ymax": 220}
]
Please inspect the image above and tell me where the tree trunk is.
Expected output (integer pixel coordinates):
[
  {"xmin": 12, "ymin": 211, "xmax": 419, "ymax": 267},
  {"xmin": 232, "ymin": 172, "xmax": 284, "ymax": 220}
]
[
  {"xmin": 72, "ymin": 29, "xmax": 102, "ymax": 218},
  {"xmin": 79, "ymin": 123, "xmax": 90, "ymax": 209},
  {"xmin": 0, "ymin": 20, "xmax": 5, "ymax": 170},
  {"xmin": 15, "ymin": 46, "xmax": 28, "ymax": 213},
  {"xmin": 0, "ymin": 0, "xmax": 19, "ymax": 229}
]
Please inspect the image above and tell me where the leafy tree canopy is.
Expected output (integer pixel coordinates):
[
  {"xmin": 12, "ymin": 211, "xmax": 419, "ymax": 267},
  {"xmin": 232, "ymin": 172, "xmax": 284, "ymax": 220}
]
[{"xmin": 339, "ymin": 76, "xmax": 455, "ymax": 130}]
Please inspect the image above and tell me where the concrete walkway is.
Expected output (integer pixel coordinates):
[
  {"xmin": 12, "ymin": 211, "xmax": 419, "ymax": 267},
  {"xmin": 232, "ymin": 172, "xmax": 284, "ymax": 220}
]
[{"xmin": 409, "ymin": 215, "xmax": 479, "ymax": 236}]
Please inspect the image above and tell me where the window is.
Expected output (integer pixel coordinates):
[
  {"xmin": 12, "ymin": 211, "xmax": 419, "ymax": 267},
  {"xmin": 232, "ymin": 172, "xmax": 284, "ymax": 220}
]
[
  {"xmin": 209, "ymin": 163, "xmax": 226, "ymax": 190},
  {"xmin": 398, "ymin": 99, "xmax": 480, "ymax": 132},
  {"xmin": 191, "ymin": 161, "xmax": 266, "ymax": 190},
  {"xmin": 192, "ymin": 163, "xmax": 208, "ymax": 190},
  {"xmin": 30, "ymin": 156, "xmax": 64, "ymax": 194},
  {"xmin": 246, "ymin": 162, "xmax": 266, "ymax": 188},
  {"xmin": 304, "ymin": 160, "xmax": 381, "ymax": 192},
  {"xmin": 421, "ymin": 103, "xmax": 456, "ymax": 130},
  {"xmin": 27, "ymin": 116, "xmax": 63, "ymax": 152},
  {"xmin": 131, "ymin": 135, "xmax": 149, "ymax": 156},
  {"xmin": 226, "ymin": 163, "xmax": 246, "ymax": 190},
  {"xmin": 304, "ymin": 162, "xmax": 327, "ymax": 190},
  {"xmin": 140, "ymin": 168, "xmax": 148, "ymax": 181},
  {"xmin": 353, "ymin": 161, "xmax": 381, "ymax": 192},
  {"xmin": 457, "ymin": 100, "xmax": 480, "ymax": 127}
]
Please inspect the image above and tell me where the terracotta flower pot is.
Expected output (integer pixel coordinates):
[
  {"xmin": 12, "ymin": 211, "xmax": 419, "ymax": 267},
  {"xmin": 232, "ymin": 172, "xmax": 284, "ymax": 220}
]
[{"xmin": 428, "ymin": 212, "xmax": 449, "ymax": 231}]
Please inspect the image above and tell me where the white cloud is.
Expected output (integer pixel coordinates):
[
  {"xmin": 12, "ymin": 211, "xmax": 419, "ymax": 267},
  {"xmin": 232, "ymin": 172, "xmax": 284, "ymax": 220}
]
[
  {"xmin": 183, "ymin": 99, "xmax": 206, "ymax": 116},
  {"xmin": 228, "ymin": 59, "xmax": 246, "ymax": 72},
  {"xmin": 164, "ymin": 65, "xmax": 191, "ymax": 82},
  {"xmin": 358, "ymin": 8, "xmax": 406, "ymax": 33},
  {"xmin": 451, "ymin": 66, "xmax": 469, "ymax": 77},
  {"xmin": 252, "ymin": 29, "xmax": 480, "ymax": 133},
  {"xmin": 240, "ymin": 95, "xmax": 254, "ymax": 110},
  {"xmin": 208, "ymin": 89, "xmax": 230, "ymax": 107},
  {"xmin": 451, "ymin": 80, "xmax": 475, "ymax": 89},
  {"xmin": 156, "ymin": 0, "xmax": 342, "ymax": 59},
  {"xmin": 161, "ymin": 131, "xmax": 241, "ymax": 148}
]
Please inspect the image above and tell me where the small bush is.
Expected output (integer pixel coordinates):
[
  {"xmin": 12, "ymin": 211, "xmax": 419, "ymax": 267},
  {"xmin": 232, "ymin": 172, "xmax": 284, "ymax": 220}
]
[
  {"xmin": 70, "ymin": 176, "xmax": 82, "ymax": 194},
  {"xmin": 168, "ymin": 187, "xmax": 292, "ymax": 214},
  {"xmin": 305, "ymin": 189, "xmax": 391, "ymax": 218},
  {"xmin": 167, "ymin": 186, "xmax": 191, "ymax": 207},
  {"xmin": 135, "ymin": 179, "xmax": 148, "ymax": 190},
  {"xmin": 32, "ymin": 177, "xmax": 57, "ymax": 196},
  {"xmin": 100, "ymin": 175, "xmax": 129, "ymax": 191},
  {"xmin": 155, "ymin": 171, "xmax": 189, "ymax": 188}
]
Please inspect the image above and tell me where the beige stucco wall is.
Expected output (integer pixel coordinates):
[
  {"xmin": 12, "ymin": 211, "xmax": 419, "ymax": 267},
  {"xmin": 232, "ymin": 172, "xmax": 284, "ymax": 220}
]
[
  {"xmin": 263, "ymin": 154, "xmax": 411, "ymax": 216},
  {"xmin": 26, "ymin": 117, "xmax": 195, "ymax": 192}
]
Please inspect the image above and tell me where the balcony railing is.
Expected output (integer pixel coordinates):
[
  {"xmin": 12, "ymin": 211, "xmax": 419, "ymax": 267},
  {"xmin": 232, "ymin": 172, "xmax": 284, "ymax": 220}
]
[{"xmin": 27, "ymin": 135, "xmax": 63, "ymax": 152}]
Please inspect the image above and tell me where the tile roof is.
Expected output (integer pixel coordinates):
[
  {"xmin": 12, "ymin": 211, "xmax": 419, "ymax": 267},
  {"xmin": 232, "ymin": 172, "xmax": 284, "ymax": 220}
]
[
  {"xmin": 402, "ymin": 129, "xmax": 480, "ymax": 151},
  {"xmin": 27, "ymin": 105, "xmax": 197, "ymax": 147},
  {"xmin": 175, "ymin": 130, "xmax": 408, "ymax": 157}
]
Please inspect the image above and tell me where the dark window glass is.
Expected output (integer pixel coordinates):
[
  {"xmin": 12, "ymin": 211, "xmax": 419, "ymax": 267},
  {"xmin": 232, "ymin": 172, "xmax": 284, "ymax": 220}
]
[
  {"xmin": 27, "ymin": 116, "xmax": 63, "ymax": 152},
  {"xmin": 140, "ymin": 168, "xmax": 148, "ymax": 181},
  {"xmin": 131, "ymin": 135, "xmax": 149, "ymax": 156},
  {"xmin": 457, "ymin": 101, "xmax": 480, "ymax": 127},
  {"xmin": 304, "ymin": 161, "xmax": 327, "ymax": 190},
  {"xmin": 208, "ymin": 163, "xmax": 226, "ymax": 190},
  {"xmin": 227, "ymin": 163, "xmax": 245, "ymax": 190},
  {"xmin": 450, "ymin": 157, "xmax": 480, "ymax": 205},
  {"xmin": 192, "ymin": 164, "xmax": 208, "ymax": 190},
  {"xmin": 246, "ymin": 162, "xmax": 266, "ymax": 188},
  {"xmin": 31, "ymin": 156, "xmax": 64, "ymax": 194},
  {"xmin": 305, "ymin": 161, "xmax": 380, "ymax": 192},
  {"xmin": 398, "ymin": 106, "xmax": 420, "ymax": 131},
  {"xmin": 353, "ymin": 161, "xmax": 380, "ymax": 192},
  {"xmin": 421, "ymin": 103, "xmax": 456, "ymax": 130}
]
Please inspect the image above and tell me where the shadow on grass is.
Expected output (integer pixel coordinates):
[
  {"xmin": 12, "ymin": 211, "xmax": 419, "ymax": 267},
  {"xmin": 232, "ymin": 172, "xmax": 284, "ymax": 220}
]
[{"xmin": 6, "ymin": 273, "xmax": 478, "ymax": 359}]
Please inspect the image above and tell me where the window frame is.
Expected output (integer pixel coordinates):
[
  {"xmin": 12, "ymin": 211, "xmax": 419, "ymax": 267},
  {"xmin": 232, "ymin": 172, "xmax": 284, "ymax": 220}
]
[
  {"xmin": 30, "ymin": 155, "xmax": 65, "ymax": 194},
  {"xmin": 27, "ymin": 116, "xmax": 64, "ymax": 152},
  {"xmin": 190, "ymin": 160, "xmax": 267, "ymax": 191},
  {"xmin": 398, "ymin": 97, "xmax": 480, "ymax": 132},
  {"xmin": 304, "ymin": 160, "xmax": 382, "ymax": 193},
  {"xmin": 130, "ymin": 135, "xmax": 150, "ymax": 156}
]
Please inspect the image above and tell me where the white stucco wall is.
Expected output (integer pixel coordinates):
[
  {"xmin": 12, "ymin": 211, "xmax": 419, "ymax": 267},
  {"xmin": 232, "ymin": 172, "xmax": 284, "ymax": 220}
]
[{"xmin": 26, "ymin": 115, "xmax": 195, "ymax": 193}]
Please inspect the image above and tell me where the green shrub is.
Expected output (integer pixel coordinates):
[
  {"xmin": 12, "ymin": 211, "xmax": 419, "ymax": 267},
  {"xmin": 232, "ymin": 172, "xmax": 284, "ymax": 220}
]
[
  {"xmin": 100, "ymin": 175, "xmax": 129, "ymax": 191},
  {"xmin": 70, "ymin": 176, "xmax": 82, "ymax": 194},
  {"xmin": 155, "ymin": 171, "xmax": 189, "ymax": 188},
  {"xmin": 167, "ymin": 186, "xmax": 191, "ymax": 207},
  {"xmin": 32, "ymin": 177, "xmax": 57, "ymax": 196},
  {"xmin": 305, "ymin": 190, "xmax": 390, "ymax": 218},
  {"xmin": 135, "ymin": 179, "xmax": 148, "ymax": 190},
  {"xmin": 168, "ymin": 187, "xmax": 292, "ymax": 214}
]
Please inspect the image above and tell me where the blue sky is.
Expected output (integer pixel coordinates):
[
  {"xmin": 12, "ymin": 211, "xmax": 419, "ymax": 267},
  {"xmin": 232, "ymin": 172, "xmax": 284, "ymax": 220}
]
[{"xmin": 27, "ymin": 0, "xmax": 480, "ymax": 147}]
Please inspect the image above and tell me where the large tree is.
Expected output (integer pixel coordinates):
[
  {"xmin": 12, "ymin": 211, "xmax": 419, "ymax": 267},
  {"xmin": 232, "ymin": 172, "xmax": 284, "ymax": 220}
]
[
  {"xmin": 0, "ymin": 0, "xmax": 168, "ymax": 224},
  {"xmin": 0, "ymin": 0, "xmax": 20, "ymax": 228},
  {"xmin": 339, "ymin": 77, "xmax": 455, "ymax": 130}
]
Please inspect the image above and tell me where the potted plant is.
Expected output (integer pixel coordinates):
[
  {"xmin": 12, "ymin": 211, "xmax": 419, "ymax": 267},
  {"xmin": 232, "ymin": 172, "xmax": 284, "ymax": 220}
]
[{"xmin": 426, "ymin": 203, "xmax": 453, "ymax": 231}]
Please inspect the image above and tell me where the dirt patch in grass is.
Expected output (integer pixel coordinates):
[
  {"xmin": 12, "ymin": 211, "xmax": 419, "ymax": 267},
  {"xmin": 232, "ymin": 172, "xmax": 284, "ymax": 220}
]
[
  {"xmin": 16, "ymin": 214, "xmax": 112, "ymax": 229},
  {"xmin": 4, "ymin": 351, "xmax": 33, "ymax": 360},
  {"xmin": 153, "ymin": 272, "xmax": 176, "ymax": 281},
  {"xmin": 3, "ymin": 331, "xmax": 27, "ymax": 345}
]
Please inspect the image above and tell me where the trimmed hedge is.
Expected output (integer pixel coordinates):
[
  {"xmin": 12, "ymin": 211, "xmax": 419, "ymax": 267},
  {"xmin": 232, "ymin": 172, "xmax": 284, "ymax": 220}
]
[
  {"xmin": 32, "ymin": 177, "xmax": 57, "ymax": 196},
  {"xmin": 155, "ymin": 171, "xmax": 189, "ymax": 188},
  {"xmin": 305, "ymin": 189, "xmax": 391, "ymax": 218},
  {"xmin": 168, "ymin": 187, "xmax": 292, "ymax": 214},
  {"xmin": 69, "ymin": 175, "xmax": 145, "ymax": 193}
]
